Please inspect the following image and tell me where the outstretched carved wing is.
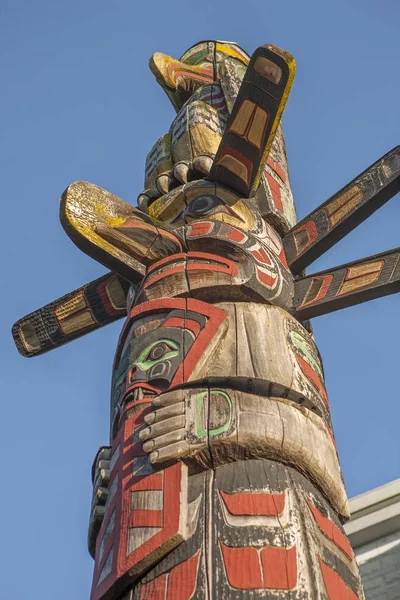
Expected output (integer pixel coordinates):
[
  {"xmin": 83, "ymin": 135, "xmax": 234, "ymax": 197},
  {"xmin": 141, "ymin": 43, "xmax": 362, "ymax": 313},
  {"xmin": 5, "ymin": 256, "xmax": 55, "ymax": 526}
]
[
  {"xmin": 12, "ymin": 272, "xmax": 132, "ymax": 357},
  {"xmin": 289, "ymin": 146, "xmax": 400, "ymax": 318}
]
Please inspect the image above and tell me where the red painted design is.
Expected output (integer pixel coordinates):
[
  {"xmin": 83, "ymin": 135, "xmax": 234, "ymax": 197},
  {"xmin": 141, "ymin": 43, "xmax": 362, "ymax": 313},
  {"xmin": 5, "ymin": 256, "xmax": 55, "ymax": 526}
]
[
  {"xmin": 123, "ymin": 298, "xmax": 228, "ymax": 387},
  {"xmin": 186, "ymin": 221, "xmax": 214, "ymax": 237},
  {"xmin": 295, "ymin": 354, "xmax": 329, "ymax": 405},
  {"xmin": 260, "ymin": 545, "xmax": 297, "ymax": 589},
  {"xmin": 250, "ymin": 246, "xmax": 272, "ymax": 265},
  {"xmin": 139, "ymin": 552, "xmax": 199, "ymax": 600},
  {"xmin": 292, "ymin": 220, "xmax": 318, "ymax": 256},
  {"xmin": 167, "ymin": 552, "xmax": 199, "ymax": 600},
  {"xmin": 97, "ymin": 276, "xmax": 126, "ymax": 317},
  {"xmin": 220, "ymin": 544, "xmax": 263, "ymax": 589},
  {"xmin": 144, "ymin": 252, "xmax": 238, "ymax": 290},
  {"xmin": 221, "ymin": 543, "xmax": 297, "ymax": 590},
  {"xmin": 216, "ymin": 146, "xmax": 253, "ymax": 186},
  {"xmin": 266, "ymin": 173, "xmax": 283, "ymax": 212},
  {"xmin": 267, "ymin": 157, "xmax": 287, "ymax": 183},
  {"xmin": 144, "ymin": 266, "xmax": 185, "ymax": 289},
  {"xmin": 90, "ymin": 409, "xmax": 186, "ymax": 600},
  {"xmin": 130, "ymin": 473, "xmax": 164, "ymax": 491},
  {"xmin": 261, "ymin": 224, "xmax": 289, "ymax": 269},
  {"xmin": 130, "ymin": 510, "xmax": 163, "ymax": 528},
  {"xmin": 220, "ymin": 490, "xmax": 285, "ymax": 516},
  {"xmin": 307, "ymin": 502, "xmax": 352, "ymax": 559},
  {"xmin": 226, "ymin": 227, "xmax": 247, "ymax": 243},
  {"xmin": 278, "ymin": 249, "xmax": 289, "ymax": 269},
  {"xmin": 299, "ymin": 274, "xmax": 334, "ymax": 307},
  {"xmin": 140, "ymin": 574, "xmax": 167, "ymax": 600},
  {"xmin": 147, "ymin": 253, "xmax": 186, "ymax": 274},
  {"xmin": 256, "ymin": 267, "xmax": 277, "ymax": 289},
  {"xmin": 126, "ymin": 377, "xmax": 161, "ymax": 393},
  {"xmin": 319, "ymin": 559, "xmax": 359, "ymax": 600},
  {"xmin": 187, "ymin": 252, "xmax": 237, "ymax": 274},
  {"xmin": 167, "ymin": 62, "xmax": 214, "ymax": 86}
]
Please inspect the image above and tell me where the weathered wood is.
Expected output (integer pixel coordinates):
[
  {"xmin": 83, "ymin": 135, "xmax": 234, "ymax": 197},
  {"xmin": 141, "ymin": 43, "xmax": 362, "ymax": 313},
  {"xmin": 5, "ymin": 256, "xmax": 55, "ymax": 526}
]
[
  {"xmin": 284, "ymin": 145, "xmax": 400, "ymax": 274},
  {"xmin": 12, "ymin": 272, "xmax": 131, "ymax": 357},
  {"xmin": 13, "ymin": 39, "xmax": 376, "ymax": 600},
  {"xmin": 60, "ymin": 181, "xmax": 183, "ymax": 282},
  {"xmin": 209, "ymin": 45, "xmax": 296, "ymax": 198},
  {"xmin": 294, "ymin": 247, "xmax": 400, "ymax": 320}
]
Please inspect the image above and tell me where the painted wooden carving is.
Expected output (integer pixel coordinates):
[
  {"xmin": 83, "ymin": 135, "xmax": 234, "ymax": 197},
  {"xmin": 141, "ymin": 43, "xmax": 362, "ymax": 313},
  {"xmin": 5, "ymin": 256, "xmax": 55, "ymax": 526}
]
[{"xmin": 12, "ymin": 39, "xmax": 400, "ymax": 599}]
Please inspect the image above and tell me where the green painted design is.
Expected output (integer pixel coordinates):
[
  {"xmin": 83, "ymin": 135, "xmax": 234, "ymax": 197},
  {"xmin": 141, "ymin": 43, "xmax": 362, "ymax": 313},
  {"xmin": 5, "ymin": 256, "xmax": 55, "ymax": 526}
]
[
  {"xmin": 196, "ymin": 392, "xmax": 208, "ymax": 438},
  {"xmin": 195, "ymin": 390, "xmax": 233, "ymax": 439},
  {"xmin": 135, "ymin": 339, "xmax": 180, "ymax": 371},
  {"xmin": 290, "ymin": 331, "xmax": 323, "ymax": 379},
  {"xmin": 183, "ymin": 49, "xmax": 210, "ymax": 66}
]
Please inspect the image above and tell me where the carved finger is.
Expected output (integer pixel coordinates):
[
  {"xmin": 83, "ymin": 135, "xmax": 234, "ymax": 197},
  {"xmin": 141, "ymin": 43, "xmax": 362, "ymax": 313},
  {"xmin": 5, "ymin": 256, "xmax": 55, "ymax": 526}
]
[
  {"xmin": 152, "ymin": 388, "xmax": 186, "ymax": 409},
  {"xmin": 173, "ymin": 161, "xmax": 192, "ymax": 184},
  {"xmin": 144, "ymin": 401, "xmax": 184, "ymax": 425},
  {"xmin": 193, "ymin": 154, "xmax": 214, "ymax": 177},
  {"xmin": 156, "ymin": 170, "xmax": 180, "ymax": 195},
  {"xmin": 137, "ymin": 188, "xmax": 160, "ymax": 212},
  {"xmin": 91, "ymin": 486, "xmax": 108, "ymax": 509},
  {"xmin": 149, "ymin": 440, "xmax": 190, "ymax": 464},
  {"xmin": 94, "ymin": 468, "xmax": 111, "ymax": 488},
  {"xmin": 139, "ymin": 414, "xmax": 185, "ymax": 441},
  {"xmin": 142, "ymin": 429, "xmax": 185, "ymax": 453}
]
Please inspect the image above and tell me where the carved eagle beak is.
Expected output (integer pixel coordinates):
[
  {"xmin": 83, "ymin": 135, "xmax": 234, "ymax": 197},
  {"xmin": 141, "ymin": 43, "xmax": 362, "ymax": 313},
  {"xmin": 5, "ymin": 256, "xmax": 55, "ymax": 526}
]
[{"xmin": 149, "ymin": 52, "xmax": 216, "ymax": 111}]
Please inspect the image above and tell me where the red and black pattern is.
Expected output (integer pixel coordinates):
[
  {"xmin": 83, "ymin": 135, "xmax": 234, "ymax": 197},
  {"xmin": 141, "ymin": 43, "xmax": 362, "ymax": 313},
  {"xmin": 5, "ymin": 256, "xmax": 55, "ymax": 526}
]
[
  {"xmin": 284, "ymin": 146, "xmax": 400, "ymax": 274},
  {"xmin": 117, "ymin": 459, "xmax": 364, "ymax": 599},
  {"xmin": 12, "ymin": 272, "xmax": 131, "ymax": 357},
  {"xmin": 294, "ymin": 247, "xmax": 400, "ymax": 320}
]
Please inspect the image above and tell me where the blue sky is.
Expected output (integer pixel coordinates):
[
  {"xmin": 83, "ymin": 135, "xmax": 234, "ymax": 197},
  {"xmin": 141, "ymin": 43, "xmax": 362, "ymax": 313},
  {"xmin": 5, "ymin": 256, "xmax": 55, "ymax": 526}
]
[{"xmin": 1, "ymin": 1, "xmax": 399, "ymax": 598}]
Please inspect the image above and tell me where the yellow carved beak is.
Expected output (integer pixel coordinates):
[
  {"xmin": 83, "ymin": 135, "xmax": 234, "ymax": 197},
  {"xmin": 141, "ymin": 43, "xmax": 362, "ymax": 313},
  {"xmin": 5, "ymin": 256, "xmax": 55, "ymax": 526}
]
[{"xmin": 149, "ymin": 52, "xmax": 216, "ymax": 111}]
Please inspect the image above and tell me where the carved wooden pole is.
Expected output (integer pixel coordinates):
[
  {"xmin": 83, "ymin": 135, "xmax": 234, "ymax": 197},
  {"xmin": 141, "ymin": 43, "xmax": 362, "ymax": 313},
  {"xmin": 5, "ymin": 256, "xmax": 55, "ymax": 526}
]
[{"xmin": 13, "ymin": 41, "xmax": 399, "ymax": 599}]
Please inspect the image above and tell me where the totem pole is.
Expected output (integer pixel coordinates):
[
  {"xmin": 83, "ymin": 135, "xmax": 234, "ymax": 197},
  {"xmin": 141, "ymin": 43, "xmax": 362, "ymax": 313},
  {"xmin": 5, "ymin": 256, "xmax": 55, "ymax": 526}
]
[{"xmin": 13, "ymin": 41, "xmax": 400, "ymax": 599}]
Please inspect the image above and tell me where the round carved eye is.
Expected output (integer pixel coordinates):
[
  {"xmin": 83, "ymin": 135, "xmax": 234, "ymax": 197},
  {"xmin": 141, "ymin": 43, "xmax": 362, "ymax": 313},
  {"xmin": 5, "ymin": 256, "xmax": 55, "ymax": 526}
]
[
  {"xmin": 186, "ymin": 194, "xmax": 219, "ymax": 216},
  {"xmin": 135, "ymin": 339, "xmax": 180, "ymax": 372},
  {"xmin": 148, "ymin": 342, "xmax": 172, "ymax": 361}
]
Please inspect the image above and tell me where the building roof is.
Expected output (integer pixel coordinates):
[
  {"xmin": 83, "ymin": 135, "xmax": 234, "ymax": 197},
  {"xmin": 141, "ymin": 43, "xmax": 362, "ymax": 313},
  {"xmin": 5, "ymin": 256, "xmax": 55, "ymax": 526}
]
[{"xmin": 344, "ymin": 478, "xmax": 400, "ymax": 549}]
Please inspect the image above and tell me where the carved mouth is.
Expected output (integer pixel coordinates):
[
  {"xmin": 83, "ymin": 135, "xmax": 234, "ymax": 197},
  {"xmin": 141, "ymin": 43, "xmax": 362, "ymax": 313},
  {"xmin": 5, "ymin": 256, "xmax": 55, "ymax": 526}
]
[
  {"xmin": 125, "ymin": 386, "xmax": 158, "ymax": 402},
  {"xmin": 112, "ymin": 385, "xmax": 159, "ymax": 438},
  {"xmin": 121, "ymin": 384, "xmax": 159, "ymax": 410}
]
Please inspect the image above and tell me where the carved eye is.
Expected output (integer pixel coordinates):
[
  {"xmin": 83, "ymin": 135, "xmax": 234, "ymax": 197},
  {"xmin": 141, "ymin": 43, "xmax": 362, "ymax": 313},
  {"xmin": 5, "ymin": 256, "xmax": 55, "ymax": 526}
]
[
  {"xmin": 148, "ymin": 342, "xmax": 172, "ymax": 361},
  {"xmin": 135, "ymin": 339, "xmax": 180, "ymax": 371},
  {"xmin": 186, "ymin": 194, "xmax": 219, "ymax": 217}
]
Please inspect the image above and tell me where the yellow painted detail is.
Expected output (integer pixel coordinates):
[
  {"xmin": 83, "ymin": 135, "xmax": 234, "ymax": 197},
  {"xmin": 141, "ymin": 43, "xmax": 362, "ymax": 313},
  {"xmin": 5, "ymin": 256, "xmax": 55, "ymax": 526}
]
[
  {"xmin": 55, "ymin": 292, "xmax": 86, "ymax": 320},
  {"xmin": 247, "ymin": 107, "xmax": 268, "ymax": 149},
  {"xmin": 325, "ymin": 185, "xmax": 363, "ymax": 227},
  {"xmin": 216, "ymin": 43, "xmax": 249, "ymax": 65},
  {"xmin": 252, "ymin": 49, "xmax": 296, "ymax": 193},
  {"xmin": 230, "ymin": 100, "xmax": 255, "ymax": 136}
]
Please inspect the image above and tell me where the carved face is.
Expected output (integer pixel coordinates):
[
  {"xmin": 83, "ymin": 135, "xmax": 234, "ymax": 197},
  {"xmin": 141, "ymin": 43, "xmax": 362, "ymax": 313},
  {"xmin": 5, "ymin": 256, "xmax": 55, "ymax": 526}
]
[
  {"xmin": 110, "ymin": 299, "xmax": 227, "ymax": 438},
  {"xmin": 150, "ymin": 41, "xmax": 249, "ymax": 112}
]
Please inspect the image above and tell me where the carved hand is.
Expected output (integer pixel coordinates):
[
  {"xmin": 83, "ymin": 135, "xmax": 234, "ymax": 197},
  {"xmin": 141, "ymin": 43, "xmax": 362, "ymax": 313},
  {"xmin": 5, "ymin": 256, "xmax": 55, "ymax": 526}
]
[
  {"xmin": 87, "ymin": 447, "xmax": 111, "ymax": 558},
  {"xmin": 137, "ymin": 154, "xmax": 214, "ymax": 213}
]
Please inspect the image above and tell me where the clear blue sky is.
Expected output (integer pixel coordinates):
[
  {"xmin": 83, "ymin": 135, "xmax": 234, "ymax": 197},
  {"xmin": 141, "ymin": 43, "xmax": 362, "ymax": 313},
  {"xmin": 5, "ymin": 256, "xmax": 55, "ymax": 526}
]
[{"xmin": 1, "ymin": 1, "xmax": 399, "ymax": 598}]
